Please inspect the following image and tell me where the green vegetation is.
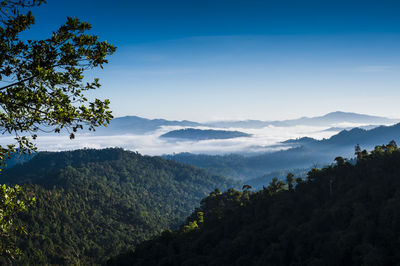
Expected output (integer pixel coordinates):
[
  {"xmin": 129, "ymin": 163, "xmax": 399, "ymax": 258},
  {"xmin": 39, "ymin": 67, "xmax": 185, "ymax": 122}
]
[
  {"xmin": 0, "ymin": 0, "xmax": 115, "ymax": 158},
  {"xmin": 0, "ymin": 0, "xmax": 114, "ymax": 258},
  {"xmin": 0, "ymin": 148, "xmax": 237, "ymax": 265},
  {"xmin": 110, "ymin": 142, "xmax": 400, "ymax": 266},
  {"xmin": 0, "ymin": 184, "xmax": 35, "ymax": 260},
  {"xmin": 161, "ymin": 128, "xmax": 251, "ymax": 140}
]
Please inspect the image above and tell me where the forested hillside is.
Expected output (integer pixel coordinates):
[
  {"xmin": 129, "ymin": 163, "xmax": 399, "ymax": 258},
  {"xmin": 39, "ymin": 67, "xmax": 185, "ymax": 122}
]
[
  {"xmin": 0, "ymin": 148, "xmax": 237, "ymax": 265},
  {"xmin": 111, "ymin": 142, "xmax": 400, "ymax": 266}
]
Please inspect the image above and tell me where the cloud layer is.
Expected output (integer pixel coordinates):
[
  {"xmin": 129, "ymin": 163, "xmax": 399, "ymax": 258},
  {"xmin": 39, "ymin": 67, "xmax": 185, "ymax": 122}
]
[{"xmin": 0, "ymin": 124, "xmax": 365, "ymax": 156}]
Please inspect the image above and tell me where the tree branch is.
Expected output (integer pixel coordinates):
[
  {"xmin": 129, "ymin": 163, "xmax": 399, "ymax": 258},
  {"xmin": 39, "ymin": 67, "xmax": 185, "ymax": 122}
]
[{"xmin": 0, "ymin": 76, "xmax": 35, "ymax": 91}]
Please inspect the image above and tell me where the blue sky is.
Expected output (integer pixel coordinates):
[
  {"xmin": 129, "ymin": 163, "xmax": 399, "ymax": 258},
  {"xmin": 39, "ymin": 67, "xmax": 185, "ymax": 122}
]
[{"xmin": 25, "ymin": 0, "xmax": 400, "ymax": 121}]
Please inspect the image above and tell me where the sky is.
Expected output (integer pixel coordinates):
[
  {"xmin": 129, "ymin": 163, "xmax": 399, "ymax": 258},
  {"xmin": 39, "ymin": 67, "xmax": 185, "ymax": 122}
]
[{"xmin": 23, "ymin": 0, "xmax": 400, "ymax": 121}]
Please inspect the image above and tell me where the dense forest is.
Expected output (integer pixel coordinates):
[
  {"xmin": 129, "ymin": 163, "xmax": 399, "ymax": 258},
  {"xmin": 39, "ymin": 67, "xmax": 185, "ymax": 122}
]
[
  {"xmin": 110, "ymin": 142, "xmax": 400, "ymax": 265},
  {"xmin": 0, "ymin": 148, "xmax": 238, "ymax": 265}
]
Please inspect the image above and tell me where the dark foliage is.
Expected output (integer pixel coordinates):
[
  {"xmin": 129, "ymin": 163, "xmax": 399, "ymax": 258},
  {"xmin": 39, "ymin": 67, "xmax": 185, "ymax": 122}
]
[
  {"xmin": 111, "ymin": 142, "xmax": 400, "ymax": 266},
  {"xmin": 0, "ymin": 148, "xmax": 237, "ymax": 265},
  {"xmin": 247, "ymin": 168, "xmax": 309, "ymax": 190},
  {"xmin": 161, "ymin": 128, "xmax": 251, "ymax": 140}
]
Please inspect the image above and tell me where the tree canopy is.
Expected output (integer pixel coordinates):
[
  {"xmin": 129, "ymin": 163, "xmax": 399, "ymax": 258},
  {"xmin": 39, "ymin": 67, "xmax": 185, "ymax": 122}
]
[
  {"xmin": 0, "ymin": 0, "xmax": 115, "ymax": 259},
  {"xmin": 0, "ymin": 148, "xmax": 238, "ymax": 264},
  {"xmin": 109, "ymin": 142, "xmax": 400, "ymax": 266},
  {"xmin": 0, "ymin": 0, "xmax": 115, "ymax": 161}
]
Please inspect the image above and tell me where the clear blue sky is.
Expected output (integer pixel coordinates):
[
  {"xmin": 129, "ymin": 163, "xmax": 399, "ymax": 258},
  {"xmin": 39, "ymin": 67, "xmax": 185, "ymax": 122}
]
[{"xmin": 25, "ymin": 0, "xmax": 400, "ymax": 121}]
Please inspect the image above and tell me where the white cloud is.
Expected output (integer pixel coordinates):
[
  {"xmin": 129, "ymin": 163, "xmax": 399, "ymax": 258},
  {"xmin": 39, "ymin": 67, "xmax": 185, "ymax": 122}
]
[{"xmin": 0, "ymin": 125, "xmax": 345, "ymax": 156}]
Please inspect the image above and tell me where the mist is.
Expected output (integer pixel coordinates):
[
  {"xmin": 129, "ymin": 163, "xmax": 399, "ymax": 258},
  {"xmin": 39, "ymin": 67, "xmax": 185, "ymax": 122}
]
[{"xmin": 0, "ymin": 124, "xmax": 364, "ymax": 156}]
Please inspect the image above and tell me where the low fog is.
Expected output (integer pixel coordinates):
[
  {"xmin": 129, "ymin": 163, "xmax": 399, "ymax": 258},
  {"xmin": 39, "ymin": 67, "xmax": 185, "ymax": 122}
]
[{"xmin": 0, "ymin": 123, "xmax": 369, "ymax": 156}]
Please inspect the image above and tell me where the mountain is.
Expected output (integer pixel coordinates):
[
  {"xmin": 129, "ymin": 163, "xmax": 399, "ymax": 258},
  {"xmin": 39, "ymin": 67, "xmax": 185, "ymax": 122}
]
[
  {"xmin": 160, "ymin": 128, "xmax": 251, "ymax": 141},
  {"xmin": 206, "ymin": 111, "xmax": 398, "ymax": 128},
  {"xmin": 322, "ymin": 124, "xmax": 379, "ymax": 132},
  {"xmin": 0, "ymin": 148, "xmax": 238, "ymax": 265},
  {"xmin": 321, "ymin": 124, "xmax": 400, "ymax": 147},
  {"xmin": 281, "ymin": 136, "xmax": 318, "ymax": 145},
  {"xmin": 281, "ymin": 111, "xmax": 398, "ymax": 126},
  {"xmin": 79, "ymin": 111, "xmax": 399, "ymax": 136},
  {"xmin": 94, "ymin": 116, "xmax": 201, "ymax": 135},
  {"xmin": 165, "ymin": 123, "xmax": 400, "ymax": 185},
  {"xmin": 109, "ymin": 143, "xmax": 400, "ymax": 265},
  {"xmin": 283, "ymin": 123, "xmax": 400, "ymax": 149}
]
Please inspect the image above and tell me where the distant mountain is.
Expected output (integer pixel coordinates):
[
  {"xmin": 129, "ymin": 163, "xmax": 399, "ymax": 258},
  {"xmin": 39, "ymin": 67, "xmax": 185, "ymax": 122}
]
[
  {"xmin": 206, "ymin": 111, "xmax": 399, "ymax": 128},
  {"xmin": 281, "ymin": 111, "xmax": 398, "ymax": 126},
  {"xmin": 322, "ymin": 124, "xmax": 379, "ymax": 132},
  {"xmin": 94, "ymin": 116, "xmax": 201, "ymax": 135},
  {"xmin": 282, "ymin": 124, "xmax": 400, "ymax": 148},
  {"xmin": 85, "ymin": 111, "xmax": 399, "ymax": 135},
  {"xmin": 165, "ymin": 122, "xmax": 400, "ymax": 184},
  {"xmin": 281, "ymin": 137, "xmax": 318, "ymax": 146},
  {"xmin": 2, "ymin": 148, "xmax": 238, "ymax": 264},
  {"xmin": 160, "ymin": 128, "xmax": 251, "ymax": 141},
  {"xmin": 321, "ymin": 124, "xmax": 400, "ymax": 148}
]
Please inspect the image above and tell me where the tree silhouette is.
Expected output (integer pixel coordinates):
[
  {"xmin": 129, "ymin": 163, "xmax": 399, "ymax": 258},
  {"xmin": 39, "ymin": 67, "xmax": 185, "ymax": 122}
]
[{"xmin": 286, "ymin": 173, "xmax": 294, "ymax": 191}]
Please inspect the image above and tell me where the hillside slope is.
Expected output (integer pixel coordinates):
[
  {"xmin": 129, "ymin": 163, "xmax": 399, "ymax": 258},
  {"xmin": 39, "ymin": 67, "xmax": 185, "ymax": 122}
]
[
  {"xmin": 111, "ymin": 142, "xmax": 400, "ymax": 266},
  {"xmin": 0, "ymin": 148, "xmax": 237, "ymax": 265}
]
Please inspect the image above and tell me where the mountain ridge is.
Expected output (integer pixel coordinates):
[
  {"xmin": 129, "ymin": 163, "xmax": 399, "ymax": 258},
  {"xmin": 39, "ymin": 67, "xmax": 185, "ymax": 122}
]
[
  {"xmin": 92, "ymin": 111, "xmax": 399, "ymax": 135},
  {"xmin": 206, "ymin": 111, "xmax": 399, "ymax": 128}
]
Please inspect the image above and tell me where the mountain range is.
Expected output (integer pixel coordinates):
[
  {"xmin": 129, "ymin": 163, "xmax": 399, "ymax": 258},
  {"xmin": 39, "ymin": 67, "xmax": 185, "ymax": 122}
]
[
  {"xmin": 92, "ymin": 111, "xmax": 399, "ymax": 135},
  {"xmin": 205, "ymin": 111, "xmax": 398, "ymax": 128}
]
